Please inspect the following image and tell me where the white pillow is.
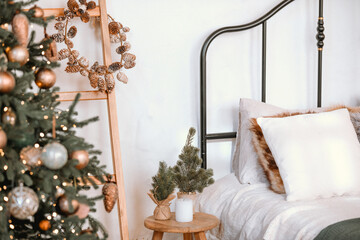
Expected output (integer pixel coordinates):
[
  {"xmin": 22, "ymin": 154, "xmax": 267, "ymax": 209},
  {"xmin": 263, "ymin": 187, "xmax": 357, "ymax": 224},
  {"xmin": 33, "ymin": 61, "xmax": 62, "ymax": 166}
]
[
  {"xmin": 232, "ymin": 98, "xmax": 284, "ymax": 184},
  {"xmin": 257, "ymin": 108, "xmax": 360, "ymax": 201}
]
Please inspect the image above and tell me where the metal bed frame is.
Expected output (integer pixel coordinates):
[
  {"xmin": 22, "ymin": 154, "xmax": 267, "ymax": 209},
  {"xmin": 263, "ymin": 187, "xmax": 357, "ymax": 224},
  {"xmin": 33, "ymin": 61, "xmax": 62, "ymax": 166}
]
[{"xmin": 200, "ymin": 0, "xmax": 325, "ymax": 168}]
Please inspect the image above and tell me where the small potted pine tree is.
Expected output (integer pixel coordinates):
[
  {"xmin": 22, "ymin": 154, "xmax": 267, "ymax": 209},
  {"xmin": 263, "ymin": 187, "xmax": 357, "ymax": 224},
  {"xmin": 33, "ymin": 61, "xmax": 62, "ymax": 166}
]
[
  {"xmin": 148, "ymin": 161, "xmax": 176, "ymax": 220},
  {"xmin": 173, "ymin": 127, "xmax": 215, "ymax": 212}
]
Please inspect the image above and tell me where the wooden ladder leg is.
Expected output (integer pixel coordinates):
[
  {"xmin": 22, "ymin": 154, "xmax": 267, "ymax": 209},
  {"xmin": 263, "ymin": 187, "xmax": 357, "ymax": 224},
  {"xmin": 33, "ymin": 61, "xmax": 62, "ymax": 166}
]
[{"xmin": 98, "ymin": 0, "xmax": 129, "ymax": 239}]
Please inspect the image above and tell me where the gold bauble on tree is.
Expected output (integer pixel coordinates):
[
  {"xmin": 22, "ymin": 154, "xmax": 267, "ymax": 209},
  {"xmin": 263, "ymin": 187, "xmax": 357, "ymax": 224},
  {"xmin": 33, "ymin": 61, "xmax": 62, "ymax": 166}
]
[
  {"xmin": 20, "ymin": 146, "xmax": 42, "ymax": 167},
  {"xmin": 0, "ymin": 129, "xmax": 7, "ymax": 149},
  {"xmin": 6, "ymin": 45, "xmax": 29, "ymax": 66},
  {"xmin": 30, "ymin": 5, "xmax": 44, "ymax": 18},
  {"xmin": 35, "ymin": 68, "xmax": 56, "ymax": 89},
  {"xmin": 58, "ymin": 195, "xmax": 79, "ymax": 215},
  {"xmin": 0, "ymin": 71, "xmax": 15, "ymax": 93},
  {"xmin": 39, "ymin": 219, "xmax": 51, "ymax": 231},
  {"xmin": 12, "ymin": 13, "xmax": 29, "ymax": 47},
  {"xmin": 2, "ymin": 107, "xmax": 16, "ymax": 126},
  {"xmin": 71, "ymin": 150, "xmax": 89, "ymax": 170}
]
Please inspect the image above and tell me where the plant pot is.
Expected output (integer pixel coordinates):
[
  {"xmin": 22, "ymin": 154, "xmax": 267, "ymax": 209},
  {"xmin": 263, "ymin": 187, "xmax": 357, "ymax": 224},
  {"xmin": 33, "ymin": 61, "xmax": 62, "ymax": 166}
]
[
  {"xmin": 177, "ymin": 192, "xmax": 197, "ymax": 214},
  {"xmin": 148, "ymin": 193, "xmax": 176, "ymax": 220}
]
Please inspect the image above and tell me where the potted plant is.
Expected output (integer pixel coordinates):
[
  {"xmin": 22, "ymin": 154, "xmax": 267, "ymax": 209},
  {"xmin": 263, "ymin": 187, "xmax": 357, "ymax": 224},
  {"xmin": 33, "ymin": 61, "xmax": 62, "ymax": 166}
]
[
  {"xmin": 173, "ymin": 127, "xmax": 215, "ymax": 212},
  {"xmin": 148, "ymin": 161, "xmax": 176, "ymax": 220}
]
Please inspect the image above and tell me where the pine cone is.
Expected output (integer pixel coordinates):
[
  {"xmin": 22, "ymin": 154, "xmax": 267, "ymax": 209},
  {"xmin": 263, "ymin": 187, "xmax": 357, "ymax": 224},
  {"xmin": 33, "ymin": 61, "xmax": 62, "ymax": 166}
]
[
  {"xmin": 81, "ymin": 12, "xmax": 90, "ymax": 23},
  {"xmin": 67, "ymin": 26, "xmax": 77, "ymax": 38},
  {"xmin": 64, "ymin": 9, "xmax": 75, "ymax": 20},
  {"xmin": 71, "ymin": 50, "xmax": 80, "ymax": 58},
  {"xmin": 45, "ymin": 38, "xmax": 58, "ymax": 62},
  {"xmin": 119, "ymin": 33, "xmax": 127, "ymax": 41},
  {"xmin": 87, "ymin": 1, "xmax": 96, "ymax": 10},
  {"xmin": 116, "ymin": 72, "xmax": 128, "ymax": 84},
  {"xmin": 102, "ymin": 182, "xmax": 118, "ymax": 213},
  {"xmin": 123, "ymin": 53, "xmax": 136, "ymax": 62},
  {"xmin": 79, "ymin": 0, "xmax": 87, "ymax": 4},
  {"xmin": 124, "ymin": 61, "xmax": 136, "ymax": 69},
  {"xmin": 65, "ymin": 39, "xmax": 74, "ymax": 48},
  {"xmin": 67, "ymin": 0, "xmax": 79, "ymax": 12},
  {"xmin": 96, "ymin": 65, "xmax": 107, "ymax": 75},
  {"xmin": 110, "ymin": 35, "xmax": 120, "ymax": 43},
  {"xmin": 116, "ymin": 46, "xmax": 127, "ymax": 55},
  {"xmin": 108, "ymin": 62, "xmax": 122, "ymax": 72},
  {"xmin": 122, "ymin": 26, "xmax": 130, "ymax": 32},
  {"xmin": 108, "ymin": 22, "xmax": 121, "ymax": 35},
  {"xmin": 54, "ymin": 22, "xmax": 65, "ymax": 31},
  {"xmin": 56, "ymin": 16, "xmax": 66, "ymax": 21},
  {"xmin": 68, "ymin": 55, "xmax": 76, "ymax": 64},
  {"xmin": 90, "ymin": 61, "xmax": 99, "ymax": 71},
  {"xmin": 98, "ymin": 77, "xmax": 106, "ymax": 92},
  {"xmin": 58, "ymin": 49, "xmax": 70, "ymax": 60},
  {"xmin": 12, "ymin": 13, "xmax": 29, "ymax": 47},
  {"xmin": 65, "ymin": 65, "xmax": 80, "ymax": 73},
  {"xmin": 78, "ymin": 57, "xmax": 89, "ymax": 67},
  {"xmin": 51, "ymin": 33, "xmax": 65, "ymax": 43},
  {"xmin": 80, "ymin": 69, "xmax": 89, "ymax": 77},
  {"xmin": 105, "ymin": 74, "xmax": 115, "ymax": 92},
  {"xmin": 123, "ymin": 42, "xmax": 131, "ymax": 51},
  {"xmin": 88, "ymin": 71, "xmax": 99, "ymax": 88}
]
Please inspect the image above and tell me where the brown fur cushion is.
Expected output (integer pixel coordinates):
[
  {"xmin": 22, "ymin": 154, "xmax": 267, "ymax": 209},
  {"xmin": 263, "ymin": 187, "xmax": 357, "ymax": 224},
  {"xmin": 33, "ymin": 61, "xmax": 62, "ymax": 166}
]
[{"xmin": 249, "ymin": 105, "xmax": 360, "ymax": 194}]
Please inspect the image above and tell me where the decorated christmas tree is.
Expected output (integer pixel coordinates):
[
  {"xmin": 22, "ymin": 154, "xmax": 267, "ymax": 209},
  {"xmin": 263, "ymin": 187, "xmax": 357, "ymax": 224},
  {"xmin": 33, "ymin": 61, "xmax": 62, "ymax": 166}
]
[
  {"xmin": 173, "ymin": 128, "xmax": 214, "ymax": 193},
  {"xmin": 0, "ymin": 0, "xmax": 110, "ymax": 239}
]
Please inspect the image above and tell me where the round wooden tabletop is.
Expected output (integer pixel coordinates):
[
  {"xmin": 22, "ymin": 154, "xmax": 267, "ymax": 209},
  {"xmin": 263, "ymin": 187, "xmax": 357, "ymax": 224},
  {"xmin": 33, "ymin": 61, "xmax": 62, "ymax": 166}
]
[{"xmin": 144, "ymin": 212, "xmax": 219, "ymax": 233}]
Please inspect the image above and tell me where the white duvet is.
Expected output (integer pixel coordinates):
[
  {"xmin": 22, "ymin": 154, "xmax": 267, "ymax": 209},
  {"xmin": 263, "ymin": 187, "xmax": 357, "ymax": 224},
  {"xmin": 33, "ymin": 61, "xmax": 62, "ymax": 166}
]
[{"xmin": 196, "ymin": 174, "xmax": 360, "ymax": 240}]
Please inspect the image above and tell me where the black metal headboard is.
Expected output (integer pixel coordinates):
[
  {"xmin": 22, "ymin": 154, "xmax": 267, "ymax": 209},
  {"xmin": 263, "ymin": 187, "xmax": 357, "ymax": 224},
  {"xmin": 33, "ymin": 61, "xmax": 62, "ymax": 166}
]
[{"xmin": 200, "ymin": 0, "xmax": 324, "ymax": 168}]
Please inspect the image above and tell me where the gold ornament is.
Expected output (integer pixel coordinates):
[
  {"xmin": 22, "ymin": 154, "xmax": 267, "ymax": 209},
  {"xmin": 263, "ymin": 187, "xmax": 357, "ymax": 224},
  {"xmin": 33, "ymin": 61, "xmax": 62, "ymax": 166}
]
[
  {"xmin": 35, "ymin": 68, "xmax": 56, "ymax": 89},
  {"xmin": 39, "ymin": 219, "xmax": 51, "ymax": 231},
  {"xmin": 6, "ymin": 45, "xmax": 29, "ymax": 66},
  {"xmin": 20, "ymin": 146, "xmax": 42, "ymax": 167},
  {"xmin": 12, "ymin": 13, "xmax": 29, "ymax": 47},
  {"xmin": 30, "ymin": 5, "xmax": 44, "ymax": 18},
  {"xmin": 70, "ymin": 150, "xmax": 89, "ymax": 170},
  {"xmin": 0, "ymin": 71, "xmax": 15, "ymax": 93},
  {"xmin": 0, "ymin": 129, "xmax": 7, "ymax": 149},
  {"xmin": 2, "ymin": 107, "xmax": 16, "ymax": 126},
  {"xmin": 58, "ymin": 195, "xmax": 79, "ymax": 215},
  {"xmin": 71, "ymin": 203, "xmax": 90, "ymax": 219},
  {"xmin": 102, "ymin": 182, "xmax": 118, "ymax": 213},
  {"xmin": 44, "ymin": 37, "xmax": 58, "ymax": 62}
]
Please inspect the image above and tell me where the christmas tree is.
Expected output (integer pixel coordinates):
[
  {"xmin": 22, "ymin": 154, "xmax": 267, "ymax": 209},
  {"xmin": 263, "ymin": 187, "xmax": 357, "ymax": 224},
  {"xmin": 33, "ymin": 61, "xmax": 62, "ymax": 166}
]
[
  {"xmin": 150, "ymin": 161, "xmax": 175, "ymax": 202},
  {"xmin": 173, "ymin": 128, "xmax": 214, "ymax": 193},
  {"xmin": 0, "ymin": 0, "xmax": 109, "ymax": 239}
]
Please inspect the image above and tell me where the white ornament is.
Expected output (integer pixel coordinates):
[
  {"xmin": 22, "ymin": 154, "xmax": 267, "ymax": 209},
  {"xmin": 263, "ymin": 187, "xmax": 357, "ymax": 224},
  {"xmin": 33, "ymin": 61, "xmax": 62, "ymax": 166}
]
[
  {"xmin": 9, "ymin": 183, "xmax": 39, "ymax": 220},
  {"xmin": 41, "ymin": 142, "xmax": 68, "ymax": 170}
]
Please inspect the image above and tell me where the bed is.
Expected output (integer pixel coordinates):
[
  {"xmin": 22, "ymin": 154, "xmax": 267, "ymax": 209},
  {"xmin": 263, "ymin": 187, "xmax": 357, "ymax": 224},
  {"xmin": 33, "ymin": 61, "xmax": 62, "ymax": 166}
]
[{"xmin": 197, "ymin": 0, "xmax": 360, "ymax": 239}]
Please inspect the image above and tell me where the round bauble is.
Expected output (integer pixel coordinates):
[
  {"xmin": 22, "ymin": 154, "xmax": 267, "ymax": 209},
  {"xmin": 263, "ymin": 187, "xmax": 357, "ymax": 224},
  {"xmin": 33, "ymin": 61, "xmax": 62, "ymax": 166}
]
[
  {"xmin": 0, "ymin": 71, "xmax": 15, "ymax": 93},
  {"xmin": 71, "ymin": 203, "xmax": 90, "ymax": 219},
  {"xmin": 6, "ymin": 45, "xmax": 29, "ymax": 66},
  {"xmin": 39, "ymin": 219, "xmax": 51, "ymax": 231},
  {"xmin": 71, "ymin": 150, "xmax": 89, "ymax": 170},
  {"xmin": 30, "ymin": 5, "xmax": 44, "ymax": 18},
  {"xmin": 0, "ymin": 129, "xmax": 7, "ymax": 149},
  {"xmin": 41, "ymin": 142, "xmax": 68, "ymax": 170},
  {"xmin": 8, "ymin": 183, "xmax": 39, "ymax": 220},
  {"xmin": 58, "ymin": 195, "xmax": 79, "ymax": 215},
  {"xmin": 35, "ymin": 68, "xmax": 56, "ymax": 89},
  {"xmin": 2, "ymin": 108, "xmax": 16, "ymax": 126},
  {"xmin": 20, "ymin": 146, "xmax": 42, "ymax": 167}
]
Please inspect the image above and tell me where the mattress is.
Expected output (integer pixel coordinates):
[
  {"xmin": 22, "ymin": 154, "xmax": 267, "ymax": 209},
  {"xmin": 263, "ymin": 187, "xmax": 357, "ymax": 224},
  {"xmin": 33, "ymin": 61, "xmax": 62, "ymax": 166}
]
[{"xmin": 196, "ymin": 174, "xmax": 360, "ymax": 240}]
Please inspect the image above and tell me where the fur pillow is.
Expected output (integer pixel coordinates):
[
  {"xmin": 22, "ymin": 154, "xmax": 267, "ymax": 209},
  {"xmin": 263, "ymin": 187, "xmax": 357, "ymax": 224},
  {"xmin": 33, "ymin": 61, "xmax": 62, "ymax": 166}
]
[{"xmin": 250, "ymin": 106, "xmax": 360, "ymax": 194}]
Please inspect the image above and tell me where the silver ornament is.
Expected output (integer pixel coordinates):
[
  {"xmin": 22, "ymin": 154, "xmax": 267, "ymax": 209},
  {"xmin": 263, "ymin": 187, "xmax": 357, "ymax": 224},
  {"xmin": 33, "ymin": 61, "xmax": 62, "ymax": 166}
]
[
  {"xmin": 20, "ymin": 146, "xmax": 42, "ymax": 167},
  {"xmin": 9, "ymin": 183, "xmax": 39, "ymax": 220},
  {"xmin": 41, "ymin": 142, "xmax": 68, "ymax": 170}
]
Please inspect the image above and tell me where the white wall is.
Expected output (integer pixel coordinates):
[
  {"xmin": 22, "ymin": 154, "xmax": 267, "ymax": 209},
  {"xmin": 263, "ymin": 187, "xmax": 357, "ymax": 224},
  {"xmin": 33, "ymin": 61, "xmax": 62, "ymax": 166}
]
[{"xmin": 35, "ymin": 0, "xmax": 360, "ymax": 239}]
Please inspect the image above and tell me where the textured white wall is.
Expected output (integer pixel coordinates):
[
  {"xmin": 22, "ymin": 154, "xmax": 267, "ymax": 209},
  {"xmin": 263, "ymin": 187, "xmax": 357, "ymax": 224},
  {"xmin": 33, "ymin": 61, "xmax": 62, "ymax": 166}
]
[{"xmin": 35, "ymin": 0, "xmax": 360, "ymax": 239}]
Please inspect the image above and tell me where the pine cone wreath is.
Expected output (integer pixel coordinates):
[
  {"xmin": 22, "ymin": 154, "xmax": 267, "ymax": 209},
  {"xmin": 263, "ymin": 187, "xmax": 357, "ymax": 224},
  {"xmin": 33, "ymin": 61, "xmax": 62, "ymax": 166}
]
[{"xmin": 102, "ymin": 182, "xmax": 118, "ymax": 213}]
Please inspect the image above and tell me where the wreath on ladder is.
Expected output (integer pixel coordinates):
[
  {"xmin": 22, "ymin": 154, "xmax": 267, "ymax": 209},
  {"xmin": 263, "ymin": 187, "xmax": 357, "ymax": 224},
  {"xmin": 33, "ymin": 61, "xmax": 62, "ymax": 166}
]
[{"xmin": 51, "ymin": 0, "xmax": 136, "ymax": 93}]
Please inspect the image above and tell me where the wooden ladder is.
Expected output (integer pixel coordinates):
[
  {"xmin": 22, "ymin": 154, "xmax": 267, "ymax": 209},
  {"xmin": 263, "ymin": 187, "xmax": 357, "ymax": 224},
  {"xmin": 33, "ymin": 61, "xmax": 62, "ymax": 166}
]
[{"xmin": 41, "ymin": 0, "xmax": 129, "ymax": 239}]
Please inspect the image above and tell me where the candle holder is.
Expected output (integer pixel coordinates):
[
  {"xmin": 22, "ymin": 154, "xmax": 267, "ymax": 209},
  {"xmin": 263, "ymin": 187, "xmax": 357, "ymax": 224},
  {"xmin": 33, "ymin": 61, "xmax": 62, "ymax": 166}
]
[{"xmin": 175, "ymin": 198, "xmax": 193, "ymax": 222}]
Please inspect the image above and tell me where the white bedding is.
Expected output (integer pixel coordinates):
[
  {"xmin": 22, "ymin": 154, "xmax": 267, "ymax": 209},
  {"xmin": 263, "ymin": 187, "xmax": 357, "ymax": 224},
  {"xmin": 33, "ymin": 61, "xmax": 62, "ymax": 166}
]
[{"xmin": 196, "ymin": 174, "xmax": 360, "ymax": 240}]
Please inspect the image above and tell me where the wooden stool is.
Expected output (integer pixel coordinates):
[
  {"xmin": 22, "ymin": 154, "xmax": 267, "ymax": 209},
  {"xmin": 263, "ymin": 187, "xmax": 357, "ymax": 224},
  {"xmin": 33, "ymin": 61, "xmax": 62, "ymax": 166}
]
[{"xmin": 144, "ymin": 212, "xmax": 219, "ymax": 240}]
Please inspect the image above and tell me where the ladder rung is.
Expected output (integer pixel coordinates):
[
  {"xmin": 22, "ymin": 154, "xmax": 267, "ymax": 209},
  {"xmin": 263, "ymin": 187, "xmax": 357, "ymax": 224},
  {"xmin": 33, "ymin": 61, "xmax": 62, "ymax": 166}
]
[
  {"xmin": 42, "ymin": 7, "xmax": 100, "ymax": 18},
  {"xmin": 78, "ymin": 174, "xmax": 115, "ymax": 186},
  {"xmin": 57, "ymin": 90, "xmax": 107, "ymax": 102}
]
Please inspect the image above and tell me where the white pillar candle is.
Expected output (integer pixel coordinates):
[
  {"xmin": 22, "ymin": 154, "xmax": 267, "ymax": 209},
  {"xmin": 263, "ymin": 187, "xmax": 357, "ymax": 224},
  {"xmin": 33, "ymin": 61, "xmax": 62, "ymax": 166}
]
[{"xmin": 175, "ymin": 198, "xmax": 193, "ymax": 222}]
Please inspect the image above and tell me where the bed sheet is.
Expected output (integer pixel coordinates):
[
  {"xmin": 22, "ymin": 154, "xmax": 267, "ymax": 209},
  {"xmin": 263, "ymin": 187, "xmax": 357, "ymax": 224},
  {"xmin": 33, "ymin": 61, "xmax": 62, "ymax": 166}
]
[{"xmin": 196, "ymin": 174, "xmax": 360, "ymax": 240}]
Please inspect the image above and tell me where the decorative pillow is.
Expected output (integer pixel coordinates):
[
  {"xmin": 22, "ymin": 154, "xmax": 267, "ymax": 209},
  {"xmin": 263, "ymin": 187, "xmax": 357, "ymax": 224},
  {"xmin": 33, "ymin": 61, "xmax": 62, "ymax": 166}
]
[
  {"xmin": 255, "ymin": 109, "xmax": 360, "ymax": 201},
  {"xmin": 250, "ymin": 106, "xmax": 360, "ymax": 194},
  {"xmin": 232, "ymin": 99, "xmax": 284, "ymax": 184}
]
